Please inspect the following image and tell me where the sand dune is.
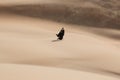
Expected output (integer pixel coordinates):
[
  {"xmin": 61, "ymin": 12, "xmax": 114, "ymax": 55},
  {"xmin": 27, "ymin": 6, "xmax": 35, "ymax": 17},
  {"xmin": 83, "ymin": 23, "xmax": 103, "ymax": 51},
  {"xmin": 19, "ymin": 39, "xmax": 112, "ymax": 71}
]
[
  {"xmin": 0, "ymin": 0, "xmax": 120, "ymax": 29},
  {"xmin": 0, "ymin": 14, "xmax": 120, "ymax": 80},
  {"xmin": 0, "ymin": 64, "xmax": 120, "ymax": 80},
  {"xmin": 0, "ymin": 0, "xmax": 120, "ymax": 80}
]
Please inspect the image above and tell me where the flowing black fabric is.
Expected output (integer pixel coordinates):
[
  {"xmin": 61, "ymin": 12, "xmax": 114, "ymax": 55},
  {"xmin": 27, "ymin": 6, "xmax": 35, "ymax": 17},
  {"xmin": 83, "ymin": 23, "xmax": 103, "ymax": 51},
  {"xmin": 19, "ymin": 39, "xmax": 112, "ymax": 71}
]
[{"xmin": 56, "ymin": 29, "xmax": 65, "ymax": 40}]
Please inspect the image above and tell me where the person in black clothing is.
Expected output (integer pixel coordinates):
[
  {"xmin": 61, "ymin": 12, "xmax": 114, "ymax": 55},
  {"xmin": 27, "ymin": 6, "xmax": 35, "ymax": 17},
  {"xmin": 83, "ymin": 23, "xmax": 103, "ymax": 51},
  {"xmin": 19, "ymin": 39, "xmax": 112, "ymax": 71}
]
[{"xmin": 56, "ymin": 28, "xmax": 65, "ymax": 40}]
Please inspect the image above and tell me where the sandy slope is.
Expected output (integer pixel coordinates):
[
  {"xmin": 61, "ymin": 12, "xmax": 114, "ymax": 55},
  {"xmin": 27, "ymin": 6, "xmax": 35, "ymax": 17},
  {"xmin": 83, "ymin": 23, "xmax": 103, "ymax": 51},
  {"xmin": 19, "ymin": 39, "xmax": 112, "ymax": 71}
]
[
  {"xmin": 0, "ymin": 14, "xmax": 120, "ymax": 80},
  {"xmin": 0, "ymin": 64, "xmax": 119, "ymax": 80}
]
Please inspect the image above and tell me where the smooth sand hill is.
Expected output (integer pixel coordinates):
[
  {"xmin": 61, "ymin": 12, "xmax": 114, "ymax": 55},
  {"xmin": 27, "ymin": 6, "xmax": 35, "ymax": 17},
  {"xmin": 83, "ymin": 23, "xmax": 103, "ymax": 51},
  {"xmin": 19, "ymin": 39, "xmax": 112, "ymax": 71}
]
[
  {"xmin": 0, "ymin": 14, "xmax": 120, "ymax": 80},
  {"xmin": 0, "ymin": 64, "xmax": 120, "ymax": 80}
]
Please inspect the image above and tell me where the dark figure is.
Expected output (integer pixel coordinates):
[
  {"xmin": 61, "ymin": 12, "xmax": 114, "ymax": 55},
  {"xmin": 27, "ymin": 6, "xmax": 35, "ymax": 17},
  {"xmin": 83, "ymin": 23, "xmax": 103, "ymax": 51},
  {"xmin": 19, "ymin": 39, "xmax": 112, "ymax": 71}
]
[{"xmin": 56, "ymin": 28, "xmax": 65, "ymax": 40}]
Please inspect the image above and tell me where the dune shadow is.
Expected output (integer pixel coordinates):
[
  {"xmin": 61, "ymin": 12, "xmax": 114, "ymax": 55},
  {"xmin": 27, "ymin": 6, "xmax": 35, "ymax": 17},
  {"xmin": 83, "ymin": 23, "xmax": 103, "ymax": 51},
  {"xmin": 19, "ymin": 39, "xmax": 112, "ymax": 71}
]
[
  {"xmin": 0, "ymin": 4, "xmax": 120, "ymax": 30},
  {"xmin": 103, "ymin": 70, "xmax": 120, "ymax": 76}
]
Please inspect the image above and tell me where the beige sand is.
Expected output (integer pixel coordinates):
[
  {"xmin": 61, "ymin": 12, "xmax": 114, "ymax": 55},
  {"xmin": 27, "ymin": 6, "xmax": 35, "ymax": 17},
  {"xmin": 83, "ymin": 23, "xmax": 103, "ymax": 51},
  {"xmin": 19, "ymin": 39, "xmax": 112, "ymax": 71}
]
[
  {"xmin": 0, "ymin": 64, "xmax": 119, "ymax": 80},
  {"xmin": 0, "ymin": 14, "xmax": 120, "ymax": 80}
]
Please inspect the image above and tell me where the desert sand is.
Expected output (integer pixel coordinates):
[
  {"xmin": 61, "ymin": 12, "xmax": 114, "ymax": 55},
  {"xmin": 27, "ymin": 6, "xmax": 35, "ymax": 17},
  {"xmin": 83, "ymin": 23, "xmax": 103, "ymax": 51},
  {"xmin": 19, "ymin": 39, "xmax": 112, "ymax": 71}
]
[
  {"xmin": 0, "ymin": 14, "xmax": 120, "ymax": 80},
  {"xmin": 0, "ymin": 0, "xmax": 120, "ymax": 80}
]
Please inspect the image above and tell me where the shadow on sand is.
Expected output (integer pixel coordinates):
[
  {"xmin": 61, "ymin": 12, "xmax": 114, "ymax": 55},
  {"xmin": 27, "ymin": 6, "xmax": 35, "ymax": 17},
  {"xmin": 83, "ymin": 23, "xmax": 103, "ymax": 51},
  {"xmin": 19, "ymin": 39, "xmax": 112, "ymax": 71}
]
[{"xmin": 52, "ymin": 39, "xmax": 61, "ymax": 42}]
